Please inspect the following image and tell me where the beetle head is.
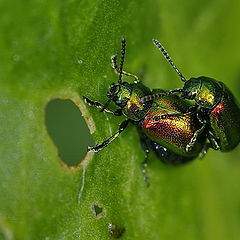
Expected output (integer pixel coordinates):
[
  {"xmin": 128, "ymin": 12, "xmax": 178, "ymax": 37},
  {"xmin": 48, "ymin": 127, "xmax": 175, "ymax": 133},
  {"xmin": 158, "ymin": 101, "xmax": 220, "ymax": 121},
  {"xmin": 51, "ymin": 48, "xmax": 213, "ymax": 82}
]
[
  {"xmin": 107, "ymin": 82, "xmax": 131, "ymax": 107},
  {"xmin": 182, "ymin": 77, "xmax": 201, "ymax": 99}
]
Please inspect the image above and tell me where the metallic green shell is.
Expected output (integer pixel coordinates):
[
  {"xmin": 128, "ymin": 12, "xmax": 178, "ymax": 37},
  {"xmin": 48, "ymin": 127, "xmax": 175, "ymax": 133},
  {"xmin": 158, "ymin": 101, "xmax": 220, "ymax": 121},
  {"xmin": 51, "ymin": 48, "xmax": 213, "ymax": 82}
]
[
  {"xmin": 141, "ymin": 89, "xmax": 205, "ymax": 157},
  {"xmin": 185, "ymin": 77, "xmax": 222, "ymax": 109},
  {"xmin": 210, "ymin": 83, "xmax": 240, "ymax": 151},
  {"xmin": 120, "ymin": 82, "xmax": 152, "ymax": 121}
]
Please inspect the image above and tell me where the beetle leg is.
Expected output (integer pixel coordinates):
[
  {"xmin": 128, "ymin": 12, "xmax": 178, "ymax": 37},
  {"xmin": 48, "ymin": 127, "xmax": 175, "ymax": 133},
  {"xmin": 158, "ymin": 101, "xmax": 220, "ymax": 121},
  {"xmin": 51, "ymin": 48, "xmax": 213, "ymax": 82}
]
[
  {"xmin": 83, "ymin": 96, "xmax": 122, "ymax": 116},
  {"xmin": 139, "ymin": 135, "xmax": 151, "ymax": 186},
  {"xmin": 207, "ymin": 132, "xmax": 220, "ymax": 150},
  {"xmin": 198, "ymin": 134, "xmax": 220, "ymax": 157},
  {"xmin": 111, "ymin": 55, "xmax": 140, "ymax": 82},
  {"xmin": 135, "ymin": 127, "xmax": 151, "ymax": 186},
  {"xmin": 198, "ymin": 143, "xmax": 211, "ymax": 158},
  {"xmin": 186, "ymin": 124, "xmax": 206, "ymax": 152},
  {"xmin": 88, "ymin": 119, "xmax": 130, "ymax": 152},
  {"xmin": 186, "ymin": 108, "xmax": 206, "ymax": 153},
  {"xmin": 193, "ymin": 109, "xmax": 220, "ymax": 151}
]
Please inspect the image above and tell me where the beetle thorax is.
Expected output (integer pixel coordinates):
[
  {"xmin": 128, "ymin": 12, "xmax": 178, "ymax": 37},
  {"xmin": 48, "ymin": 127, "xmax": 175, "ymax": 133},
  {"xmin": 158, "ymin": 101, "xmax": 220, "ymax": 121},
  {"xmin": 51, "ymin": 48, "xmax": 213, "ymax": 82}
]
[
  {"xmin": 185, "ymin": 77, "xmax": 222, "ymax": 109},
  {"xmin": 124, "ymin": 91, "xmax": 145, "ymax": 119},
  {"xmin": 195, "ymin": 77, "xmax": 222, "ymax": 109},
  {"xmin": 195, "ymin": 87, "xmax": 216, "ymax": 109},
  {"xmin": 115, "ymin": 82, "xmax": 152, "ymax": 121}
]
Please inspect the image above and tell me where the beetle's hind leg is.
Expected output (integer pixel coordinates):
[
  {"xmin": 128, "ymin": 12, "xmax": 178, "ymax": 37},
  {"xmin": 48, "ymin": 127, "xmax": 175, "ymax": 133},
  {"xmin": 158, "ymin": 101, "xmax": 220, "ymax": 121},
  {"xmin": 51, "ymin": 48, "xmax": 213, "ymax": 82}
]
[
  {"xmin": 88, "ymin": 119, "xmax": 130, "ymax": 152},
  {"xmin": 140, "ymin": 136, "xmax": 151, "ymax": 186},
  {"xmin": 136, "ymin": 129, "xmax": 152, "ymax": 186}
]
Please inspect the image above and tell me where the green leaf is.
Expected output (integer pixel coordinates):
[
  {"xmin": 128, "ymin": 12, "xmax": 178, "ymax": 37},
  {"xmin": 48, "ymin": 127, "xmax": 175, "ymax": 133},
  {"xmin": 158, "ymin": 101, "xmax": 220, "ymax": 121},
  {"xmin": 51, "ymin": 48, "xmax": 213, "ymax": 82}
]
[{"xmin": 1, "ymin": 0, "xmax": 240, "ymax": 239}]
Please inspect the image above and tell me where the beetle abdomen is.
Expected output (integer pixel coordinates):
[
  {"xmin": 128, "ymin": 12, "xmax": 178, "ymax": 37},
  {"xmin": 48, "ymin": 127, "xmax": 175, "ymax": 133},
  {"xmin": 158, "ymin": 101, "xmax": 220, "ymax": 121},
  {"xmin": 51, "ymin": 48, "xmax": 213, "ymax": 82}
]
[
  {"xmin": 142, "ymin": 111, "xmax": 203, "ymax": 156},
  {"xmin": 141, "ymin": 92, "xmax": 205, "ymax": 157}
]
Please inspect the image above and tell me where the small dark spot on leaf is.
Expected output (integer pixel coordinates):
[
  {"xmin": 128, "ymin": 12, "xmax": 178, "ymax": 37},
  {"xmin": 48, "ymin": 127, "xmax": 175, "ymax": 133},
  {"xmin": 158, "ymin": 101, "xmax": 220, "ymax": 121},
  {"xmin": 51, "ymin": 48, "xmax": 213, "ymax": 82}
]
[
  {"xmin": 108, "ymin": 222, "xmax": 125, "ymax": 238},
  {"xmin": 91, "ymin": 204, "xmax": 105, "ymax": 219},
  {"xmin": 93, "ymin": 205, "xmax": 103, "ymax": 215},
  {"xmin": 45, "ymin": 99, "xmax": 94, "ymax": 166}
]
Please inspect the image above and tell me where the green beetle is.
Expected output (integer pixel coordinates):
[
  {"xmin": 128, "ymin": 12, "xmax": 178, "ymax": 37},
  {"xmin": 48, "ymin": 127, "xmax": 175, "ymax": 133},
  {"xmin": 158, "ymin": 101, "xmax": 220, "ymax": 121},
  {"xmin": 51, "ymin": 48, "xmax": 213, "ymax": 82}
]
[
  {"xmin": 84, "ymin": 38, "xmax": 208, "ymax": 169},
  {"xmin": 141, "ymin": 39, "xmax": 240, "ymax": 152}
]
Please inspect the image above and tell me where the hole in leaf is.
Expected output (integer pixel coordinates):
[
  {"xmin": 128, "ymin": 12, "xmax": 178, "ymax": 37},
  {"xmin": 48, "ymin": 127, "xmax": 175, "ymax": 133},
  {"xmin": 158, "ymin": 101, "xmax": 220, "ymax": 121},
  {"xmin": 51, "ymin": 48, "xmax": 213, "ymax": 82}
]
[
  {"xmin": 45, "ymin": 99, "xmax": 94, "ymax": 166},
  {"xmin": 93, "ymin": 204, "xmax": 103, "ymax": 215},
  {"xmin": 91, "ymin": 204, "xmax": 105, "ymax": 219}
]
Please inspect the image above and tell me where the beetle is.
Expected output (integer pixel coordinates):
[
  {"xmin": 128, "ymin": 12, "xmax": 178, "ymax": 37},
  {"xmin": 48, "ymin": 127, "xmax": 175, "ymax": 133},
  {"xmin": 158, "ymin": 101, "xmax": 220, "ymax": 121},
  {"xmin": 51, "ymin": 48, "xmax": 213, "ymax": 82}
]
[
  {"xmin": 140, "ymin": 39, "xmax": 240, "ymax": 152},
  {"xmin": 84, "ymin": 38, "xmax": 207, "ymax": 174}
]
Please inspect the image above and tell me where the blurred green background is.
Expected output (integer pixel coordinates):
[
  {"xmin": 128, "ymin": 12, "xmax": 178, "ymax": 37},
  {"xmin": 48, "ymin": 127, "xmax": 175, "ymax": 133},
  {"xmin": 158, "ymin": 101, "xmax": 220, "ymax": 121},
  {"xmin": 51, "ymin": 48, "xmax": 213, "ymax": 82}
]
[{"xmin": 0, "ymin": 0, "xmax": 240, "ymax": 239}]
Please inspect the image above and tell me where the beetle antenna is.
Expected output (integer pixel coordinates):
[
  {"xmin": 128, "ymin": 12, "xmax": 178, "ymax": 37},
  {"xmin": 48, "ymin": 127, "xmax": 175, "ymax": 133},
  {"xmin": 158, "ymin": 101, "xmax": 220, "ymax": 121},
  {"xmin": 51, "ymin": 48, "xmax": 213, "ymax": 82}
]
[
  {"xmin": 140, "ymin": 88, "xmax": 184, "ymax": 103},
  {"xmin": 118, "ymin": 37, "xmax": 126, "ymax": 84},
  {"xmin": 152, "ymin": 39, "xmax": 187, "ymax": 82}
]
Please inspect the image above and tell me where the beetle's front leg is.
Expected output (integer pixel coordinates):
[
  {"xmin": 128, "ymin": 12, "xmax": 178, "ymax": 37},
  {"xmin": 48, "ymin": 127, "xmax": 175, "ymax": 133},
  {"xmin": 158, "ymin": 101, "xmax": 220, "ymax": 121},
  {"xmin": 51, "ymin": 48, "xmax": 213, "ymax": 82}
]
[
  {"xmin": 192, "ymin": 110, "xmax": 220, "ymax": 152},
  {"xmin": 198, "ymin": 133, "xmax": 220, "ymax": 158},
  {"xmin": 185, "ymin": 109, "xmax": 208, "ymax": 152},
  {"xmin": 186, "ymin": 124, "xmax": 206, "ymax": 152},
  {"xmin": 88, "ymin": 119, "xmax": 130, "ymax": 152},
  {"xmin": 83, "ymin": 96, "xmax": 122, "ymax": 116},
  {"xmin": 207, "ymin": 132, "xmax": 220, "ymax": 150},
  {"xmin": 198, "ymin": 142, "xmax": 211, "ymax": 158}
]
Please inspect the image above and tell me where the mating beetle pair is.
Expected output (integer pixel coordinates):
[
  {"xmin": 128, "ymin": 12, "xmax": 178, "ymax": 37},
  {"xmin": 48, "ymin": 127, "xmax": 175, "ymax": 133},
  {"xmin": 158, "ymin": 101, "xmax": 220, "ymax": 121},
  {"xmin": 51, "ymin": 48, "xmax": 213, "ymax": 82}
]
[{"xmin": 84, "ymin": 38, "xmax": 240, "ymax": 168}]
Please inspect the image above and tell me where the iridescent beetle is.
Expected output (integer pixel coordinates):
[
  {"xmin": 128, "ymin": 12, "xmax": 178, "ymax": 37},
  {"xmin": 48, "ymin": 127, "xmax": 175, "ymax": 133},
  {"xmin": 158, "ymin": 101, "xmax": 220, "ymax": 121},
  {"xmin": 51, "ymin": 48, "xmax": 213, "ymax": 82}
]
[
  {"xmin": 84, "ymin": 38, "xmax": 208, "ymax": 172},
  {"xmin": 141, "ymin": 39, "xmax": 240, "ymax": 152}
]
